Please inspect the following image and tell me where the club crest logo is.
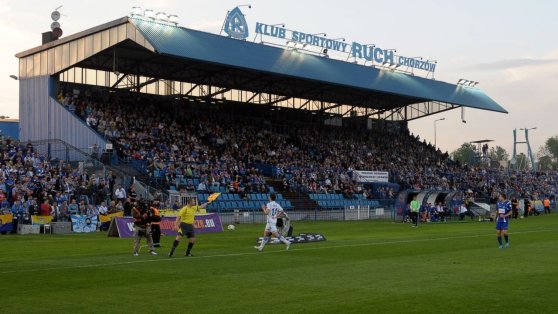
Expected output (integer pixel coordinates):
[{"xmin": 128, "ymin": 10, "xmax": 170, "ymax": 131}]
[{"xmin": 223, "ymin": 7, "xmax": 249, "ymax": 39}]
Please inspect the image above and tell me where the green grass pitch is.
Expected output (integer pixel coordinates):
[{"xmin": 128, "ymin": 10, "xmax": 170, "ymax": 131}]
[{"xmin": 2, "ymin": 215, "xmax": 558, "ymax": 313}]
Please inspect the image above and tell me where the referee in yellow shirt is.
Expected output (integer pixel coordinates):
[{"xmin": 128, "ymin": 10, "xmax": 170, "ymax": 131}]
[{"xmin": 168, "ymin": 198, "xmax": 210, "ymax": 257}]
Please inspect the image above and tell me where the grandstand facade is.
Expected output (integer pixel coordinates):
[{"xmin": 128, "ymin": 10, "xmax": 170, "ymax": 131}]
[
  {"xmin": 15, "ymin": 16, "xmax": 506, "ymax": 148},
  {"xmin": 12, "ymin": 13, "xmax": 522, "ymax": 217}
]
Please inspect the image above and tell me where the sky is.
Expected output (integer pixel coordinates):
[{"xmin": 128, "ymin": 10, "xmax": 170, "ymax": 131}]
[{"xmin": 0, "ymin": 0, "xmax": 557, "ymax": 156}]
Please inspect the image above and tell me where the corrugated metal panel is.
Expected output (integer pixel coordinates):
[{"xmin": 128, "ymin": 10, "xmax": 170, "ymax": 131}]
[
  {"xmin": 16, "ymin": 20, "xmax": 153, "ymax": 79},
  {"xmin": 19, "ymin": 76, "xmax": 108, "ymax": 161},
  {"xmin": 0, "ymin": 121, "xmax": 19, "ymax": 139},
  {"xmin": 132, "ymin": 18, "xmax": 507, "ymax": 114}
]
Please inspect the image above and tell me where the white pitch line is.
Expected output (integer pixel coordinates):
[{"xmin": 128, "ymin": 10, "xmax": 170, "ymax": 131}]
[{"xmin": 1, "ymin": 228, "xmax": 555, "ymax": 275}]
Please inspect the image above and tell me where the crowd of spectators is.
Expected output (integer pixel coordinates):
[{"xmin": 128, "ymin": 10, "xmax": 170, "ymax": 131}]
[
  {"xmin": 59, "ymin": 86, "xmax": 557, "ymax": 204},
  {"xmin": 0, "ymin": 138, "xmax": 137, "ymax": 226}
]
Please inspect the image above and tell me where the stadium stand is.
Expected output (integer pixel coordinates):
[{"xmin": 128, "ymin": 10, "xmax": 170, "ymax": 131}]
[
  {"xmin": 47, "ymin": 84, "xmax": 558, "ymax": 213},
  {"xmin": 0, "ymin": 139, "xmax": 133, "ymax": 223}
]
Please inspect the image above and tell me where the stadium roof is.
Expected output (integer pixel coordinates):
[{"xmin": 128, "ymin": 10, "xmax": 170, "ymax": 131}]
[{"xmin": 16, "ymin": 17, "xmax": 508, "ymax": 120}]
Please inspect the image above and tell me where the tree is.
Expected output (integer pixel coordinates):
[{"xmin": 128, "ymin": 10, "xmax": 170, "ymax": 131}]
[
  {"xmin": 538, "ymin": 145, "xmax": 556, "ymax": 171},
  {"xmin": 545, "ymin": 136, "xmax": 558, "ymax": 162},
  {"xmin": 512, "ymin": 153, "xmax": 530, "ymax": 170},
  {"xmin": 538, "ymin": 155, "xmax": 554, "ymax": 171},
  {"xmin": 488, "ymin": 146, "xmax": 509, "ymax": 162},
  {"xmin": 451, "ymin": 143, "xmax": 477, "ymax": 165}
]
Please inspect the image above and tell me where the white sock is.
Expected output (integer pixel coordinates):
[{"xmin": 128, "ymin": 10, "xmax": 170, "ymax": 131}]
[
  {"xmin": 279, "ymin": 236, "xmax": 290, "ymax": 244},
  {"xmin": 259, "ymin": 236, "xmax": 269, "ymax": 249}
]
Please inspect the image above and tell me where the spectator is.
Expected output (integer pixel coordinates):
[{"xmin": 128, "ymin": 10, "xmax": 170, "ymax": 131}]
[
  {"xmin": 98, "ymin": 201, "xmax": 108, "ymax": 215},
  {"xmin": 40, "ymin": 199, "xmax": 52, "ymax": 216},
  {"xmin": 114, "ymin": 184, "xmax": 127, "ymax": 203},
  {"xmin": 543, "ymin": 197, "xmax": 551, "ymax": 214},
  {"xmin": 68, "ymin": 199, "xmax": 79, "ymax": 216},
  {"xmin": 197, "ymin": 180, "xmax": 208, "ymax": 193}
]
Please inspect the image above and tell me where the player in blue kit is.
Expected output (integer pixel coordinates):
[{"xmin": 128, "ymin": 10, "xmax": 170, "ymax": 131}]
[{"xmin": 496, "ymin": 193, "xmax": 512, "ymax": 249}]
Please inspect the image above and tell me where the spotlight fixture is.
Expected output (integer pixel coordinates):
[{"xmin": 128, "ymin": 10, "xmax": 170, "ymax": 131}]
[
  {"xmin": 144, "ymin": 9, "xmax": 155, "ymax": 18},
  {"xmin": 168, "ymin": 14, "xmax": 178, "ymax": 24},
  {"xmin": 155, "ymin": 12, "xmax": 168, "ymax": 21},
  {"xmin": 130, "ymin": 6, "xmax": 142, "ymax": 16}
]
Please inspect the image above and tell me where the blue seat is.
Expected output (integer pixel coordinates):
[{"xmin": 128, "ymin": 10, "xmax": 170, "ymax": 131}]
[{"xmin": 285, "ymin": 200, "xmax": 293, "ymax": 209}]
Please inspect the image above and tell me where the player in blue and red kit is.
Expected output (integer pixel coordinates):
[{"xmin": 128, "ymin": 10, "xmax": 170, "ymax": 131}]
[{"xmin": 496, "ymin": 193, "xmax": 512, "ymax": 249}]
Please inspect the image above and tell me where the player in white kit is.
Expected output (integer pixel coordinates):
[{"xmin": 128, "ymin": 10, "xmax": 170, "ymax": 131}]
[{"xmin": 255, "ymin": 193, "xmax": 291, "ymax": 252}]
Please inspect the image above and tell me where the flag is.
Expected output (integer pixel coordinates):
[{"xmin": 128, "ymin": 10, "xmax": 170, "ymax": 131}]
[
  {"xmin": 207, "ymin": 192, "xmax": 221, "ymax": 202},
  {"xmin": 0, "ymin": 213, "xmax": 14, "ymax": 232},
  {"xmin": 31, "ymin": 215, "xmax": 52, "ymax": 225},
  {"xmin": 99, "ymin": 211, "xmax": 124, "ymax": 229},
  {"xmin": 71, "ymin": 215, "xmax": 98, "ymax": 233}
]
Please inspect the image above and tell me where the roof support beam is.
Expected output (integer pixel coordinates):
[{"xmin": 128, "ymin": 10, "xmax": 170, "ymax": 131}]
[
  {"xmin": 342, "ymin": 106, "xmax": 357, "ymax": 117},
  {"xmin": 244, "ymin": 92, "xmax": 260, "ymax": 103},
  {"xmin": 297, "ymin": 99, "xmax": 311, "ymax": 110},
  {"xmin": 265, "ymin": 95, "xmax": 291, "ymax": 106},
  {"xmin": 111, "ymin": 74, "xmax": 128, "ymax": 88},
  {"xmin": 183, "ymin": 83, "xmax": 199, "ymax": 97}
]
